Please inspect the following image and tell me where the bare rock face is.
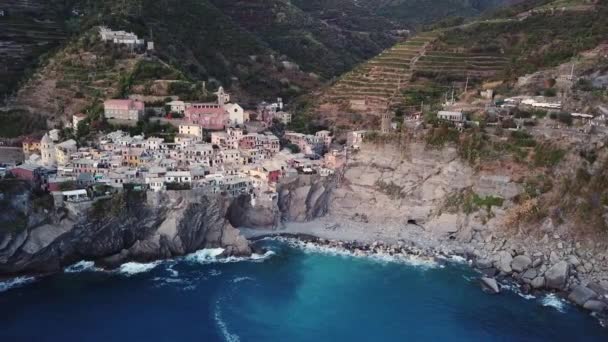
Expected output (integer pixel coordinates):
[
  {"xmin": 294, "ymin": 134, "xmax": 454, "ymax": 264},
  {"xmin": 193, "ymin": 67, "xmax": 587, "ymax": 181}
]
[
  {"xmin": 226, "ymin": 195, "xmax": 280, "ymax": 229},
  {"xmin": 0, "ymin": 189, "xmax": 252, "ymax": 276},
  {"xmin": 278, "ymin": 175, "xmax": 334, "ymax": 223}
]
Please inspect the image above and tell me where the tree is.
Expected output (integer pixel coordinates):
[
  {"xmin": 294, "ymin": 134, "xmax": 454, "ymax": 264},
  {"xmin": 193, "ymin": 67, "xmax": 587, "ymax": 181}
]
[{"xmin": 286, "ymin": 143, "xmax": 300, "ymax": 153}]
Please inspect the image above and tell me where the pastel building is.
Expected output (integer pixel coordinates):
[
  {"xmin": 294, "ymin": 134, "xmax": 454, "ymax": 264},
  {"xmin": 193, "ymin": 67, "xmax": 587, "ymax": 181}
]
[
  {"xmin": 104, "ymin": 99, "xmax": 145, "ymax": 121},
  {"xmin": 184, "ymin": 103, "xmax": 228, "ymax": 130}
]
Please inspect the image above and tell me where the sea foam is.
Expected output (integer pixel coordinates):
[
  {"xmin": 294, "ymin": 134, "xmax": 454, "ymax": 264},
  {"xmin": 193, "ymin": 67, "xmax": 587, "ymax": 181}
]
[
  {"xmin": 65, "ymin": 261, "xmax": 99, "ymax": 273},
  {"xmin": 214, "ymin": 299, "xmax": 241, "ymax": 342},
  {"xmin": 184, "ymin": 248, "xmax": 275, "ymax": 265},
  {"xmin": 0, "ymin": 276, "xmax": 36, "ymax": 293},
  {"xmin": 281, "ymin": 238, "xmax": 438, "ymax": 268},
  {"xmin": 119, "ymin": 261, "xmax": 160, "ymax": 276},
  {"xmin": 541, "ymin": 293, "xmax": 567, "ymax": 313}
]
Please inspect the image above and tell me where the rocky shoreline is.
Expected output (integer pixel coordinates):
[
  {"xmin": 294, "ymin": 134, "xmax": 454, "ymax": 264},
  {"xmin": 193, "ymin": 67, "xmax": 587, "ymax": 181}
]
[{"xmin": 249, "ymin": 231, "xmax": 608, "ymax": 327}]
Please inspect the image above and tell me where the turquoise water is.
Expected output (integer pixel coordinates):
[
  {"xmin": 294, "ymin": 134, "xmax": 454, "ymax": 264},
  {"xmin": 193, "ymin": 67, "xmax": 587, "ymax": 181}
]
[{"xmin": 0, "ymin": 240, "xmax": 606, "ymax": 341}]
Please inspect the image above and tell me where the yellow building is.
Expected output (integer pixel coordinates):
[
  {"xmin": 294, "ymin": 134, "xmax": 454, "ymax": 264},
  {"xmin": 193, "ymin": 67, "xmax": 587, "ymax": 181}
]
[{"xmin": 22, "ymin": 138, "xmax": 41, "ymax": 155}]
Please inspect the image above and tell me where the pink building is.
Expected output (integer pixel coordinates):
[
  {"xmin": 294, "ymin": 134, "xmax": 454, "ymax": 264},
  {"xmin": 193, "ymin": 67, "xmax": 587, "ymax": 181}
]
[
  {"xmin": 185, "ymin": 103, "xmax": 228, "ymax": 130},
  {"xmin": 104, "ymin": 99, "xmax": 145, "ymax": 121}
]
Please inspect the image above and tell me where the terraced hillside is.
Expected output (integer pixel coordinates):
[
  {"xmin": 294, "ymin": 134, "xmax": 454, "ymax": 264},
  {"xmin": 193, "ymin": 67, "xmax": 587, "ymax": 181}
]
[
  {"xmin": 324, "ymin": 33, "xmax": 439, "ymax": 112},
  {"xmin": 9, "ymin": 29, "xmax": 142, "ymax": 123},
  {"xmin": 414, "ymin": 50, "xmax": 510, "ymax": 82},
  {"xmin": 0, "ymin": 0, "xmax": 73, "ymax": 100},
  {"xmin": 318, "ymin": 0, "xmax": 606, "ymax": 125}
]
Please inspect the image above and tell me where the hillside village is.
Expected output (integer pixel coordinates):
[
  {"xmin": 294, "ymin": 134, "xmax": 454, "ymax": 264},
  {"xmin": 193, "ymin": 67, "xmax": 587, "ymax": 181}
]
[{"xmin": 2, "ymin": 27, "xmax": 344, "ymax": 209}]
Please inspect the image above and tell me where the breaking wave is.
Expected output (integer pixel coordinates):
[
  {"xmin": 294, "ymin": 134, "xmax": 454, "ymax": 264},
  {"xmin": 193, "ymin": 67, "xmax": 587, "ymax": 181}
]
[
  {"xmin": 0, "ymin": 276, "xmax": 36, "ymax": 293},
  {"xmin": 119, "ymin": 261, "xmax": 161, "ymax": 276},
  {"xmin": 184, "ymin": 248, "xmax": 275, "ymax": 265},
  {"xmin": 278, "ymin": 238, "xmax": 438, "ymax": 268},
  {"xmin": 65, "ymin": 261, "xmax": 99, "ymax": 273},
  {"xmin": 541, "ymin": 293, "xmax": 567, "ymax": 313}
]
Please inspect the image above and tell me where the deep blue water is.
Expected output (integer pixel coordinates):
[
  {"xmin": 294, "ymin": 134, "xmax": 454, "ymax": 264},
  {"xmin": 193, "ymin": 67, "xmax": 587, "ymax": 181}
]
[{"xmin": 0, "ymin": 240, "xmax": 607, "ymax": 342}]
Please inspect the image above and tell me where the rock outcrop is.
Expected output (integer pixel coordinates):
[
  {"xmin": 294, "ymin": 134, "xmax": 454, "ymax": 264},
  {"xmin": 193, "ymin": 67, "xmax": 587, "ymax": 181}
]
[
  {"xmin": 0, "ymin": 188, "xmax": 251, "ymax": 276},
  {"xmin": 278, "ymin": 175, "xmax": 335, "ymax": 223}
]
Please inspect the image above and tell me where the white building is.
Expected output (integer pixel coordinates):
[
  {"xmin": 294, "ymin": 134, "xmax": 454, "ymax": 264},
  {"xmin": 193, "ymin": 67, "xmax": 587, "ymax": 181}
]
[
  {"xmin": 99, "ymin": 26, "xmax": 144, "ymax": 46},
  {"xmin": 179, "ymin": 124, "xmax": 204, "ymax": 139},
  {"xmin": 167, "ymin": 100, "xmax": 187, "ymax": 114},
  {"xmin": 40, "ymin": 133, "xmax": 56, "ymax": 166},
  {"xmin": 437, "ymin": 111, "xmax": 464, "ymax": 122},
  {"xmin": 165, "ymin": 171, "xmax": 192, "ymax": 184},
  {"xmin": 72, "ymin": 113, "xmax": 86, "ymax": 133},
  {"xmin": 225, "ymin": 103, "xmax": 245, "ymax": 125}
]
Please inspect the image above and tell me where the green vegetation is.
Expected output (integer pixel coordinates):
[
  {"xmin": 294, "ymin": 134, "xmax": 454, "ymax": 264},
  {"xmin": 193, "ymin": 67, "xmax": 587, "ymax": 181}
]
[
  {"xmin": 374, "ymin": 180, "xmax": 404, "ymax": 200},
  {"xmin": 443, "ymin": 189, "xmax": 504, "ymax": 215},
  {"xmin": 0, "ymin": 110, "xmax": 47, "ymax": 138},
  {"xmin": 436, "ymin": 7, "xmax": 608, "ymax": 79},
  {"xmin": 533, "ymin": 143, "xmax": 566, "ymax": 167},
  {"xmin": 425, "ymin": 124, "xmax": 459, "ymax": 148}
]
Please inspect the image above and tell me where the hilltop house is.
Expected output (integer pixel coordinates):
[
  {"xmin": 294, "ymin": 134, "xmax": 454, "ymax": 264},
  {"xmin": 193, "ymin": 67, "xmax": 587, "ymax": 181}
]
[
  {"xmin": 438, "ymin": 111, "xmax": 464, "ymax": 123},
  {"xmin": 99, "ymin": 26, "xmax": 144, "ymax": 47}
]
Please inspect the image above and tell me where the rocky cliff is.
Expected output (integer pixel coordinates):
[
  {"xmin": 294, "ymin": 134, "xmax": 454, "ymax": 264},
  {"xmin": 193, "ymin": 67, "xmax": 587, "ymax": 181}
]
[
  {"xmin": 0, "ymin": 187, "xmax": 251, "ymax": 277},
  {"xmin": 226, "ymin": 174, "xmax": 336, "ymax": 229}
]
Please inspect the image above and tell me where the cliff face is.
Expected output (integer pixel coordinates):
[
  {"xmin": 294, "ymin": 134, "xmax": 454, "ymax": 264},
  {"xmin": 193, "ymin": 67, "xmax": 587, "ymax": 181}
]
[
  {"xmin": 0, "ymin": 189, "xmax": 250, "ymax": 276},
  {"xmin": 226, "ymin": 175, "xmax": 336, "ymax": 230}
]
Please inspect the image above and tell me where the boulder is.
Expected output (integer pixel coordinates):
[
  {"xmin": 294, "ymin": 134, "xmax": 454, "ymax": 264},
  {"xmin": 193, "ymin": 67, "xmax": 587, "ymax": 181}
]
[
  {"xmin": 531, "ymin": 276, "xmax": 545, "ymax": 289},
  {"xmin": 494, "ymin": 251, "xmax": 513, "ymax": 274},
  {"xmin": 566, "ymin": 255, "xmax": 581, "ymax": 267},
  {"xmin": 545, "ymin": 261, "xmax": 569, "ymax": 290},
  {"xmin": 521, "ymin": 268, "xmax": 537, "ymax": 281},
  {"xmin": 587, "ymin": 282, "xmax": 608, "ymax": 297},
  {"xmin": 511, "ymin": 255, "xmax": 532, "ymax": 273},
  {"xmin": 549, "ymin": 251, "xmax": 560, "ymax": 264},
  {"xmin": 481, "ymin": 277, "xmax": 500, "ymax": 294},
  {"xmin": 568, "ymin": 285, "xmax": 597, "ymax": 306},
  {"xmin": 475, "ymin": 258, "xmax": 493, "ymax": 269},
  {"xmin": 583, "ymin": 300, "xmax": 608, "ymax": 313},
  {"xmin": 481, "ymin": 267, "xmax": 498, "ymax": 277}
]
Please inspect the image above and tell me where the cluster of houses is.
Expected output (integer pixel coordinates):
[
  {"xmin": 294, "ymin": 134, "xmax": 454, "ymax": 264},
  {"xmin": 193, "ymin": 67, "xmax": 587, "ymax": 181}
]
[
  {"xmin": 101, "ymin": 87, "xmax": 292, "ymax": 134},
  {"xmin": 11, "ymin": 122, "xmax": 347, "ymax": 206}
]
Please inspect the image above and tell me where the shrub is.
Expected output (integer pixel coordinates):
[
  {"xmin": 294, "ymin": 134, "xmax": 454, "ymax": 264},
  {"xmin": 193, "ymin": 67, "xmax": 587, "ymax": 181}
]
[{"xmin": 533, "ymin": 143, "xmax": 565, "ymax": 167}]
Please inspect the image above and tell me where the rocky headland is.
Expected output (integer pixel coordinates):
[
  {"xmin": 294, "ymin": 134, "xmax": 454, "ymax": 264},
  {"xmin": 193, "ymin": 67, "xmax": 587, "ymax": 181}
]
[
  {"xmin": 239, "ymin": 142, "xmax": 608, "ymax": 323},
  {"xmin": 2, "ymin": 141, "xmax": 608, "ymax": 323}
]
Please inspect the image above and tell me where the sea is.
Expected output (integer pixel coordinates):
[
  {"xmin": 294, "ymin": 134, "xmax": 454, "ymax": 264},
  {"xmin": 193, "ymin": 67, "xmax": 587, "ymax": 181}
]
[{"xmin": 0, "ymin": 239, "xmax": 606, "ymax": 342}]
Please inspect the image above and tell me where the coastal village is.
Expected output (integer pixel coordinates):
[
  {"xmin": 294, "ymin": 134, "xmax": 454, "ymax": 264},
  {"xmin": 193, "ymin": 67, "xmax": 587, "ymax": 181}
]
[
  {"xmin": 10, "ymin": 88, "xmax": 345, "ymax": 207},
  {"xmin": 4, "ymin": 28, "xmax": 608, "ymax": 212},
  {"xmin": 2, "ymin": 1, "xmax": 608, "ymax": 333},
  {"xmin": 0, "ymin": 27, "xmax": 352, "ymax": 208}
]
